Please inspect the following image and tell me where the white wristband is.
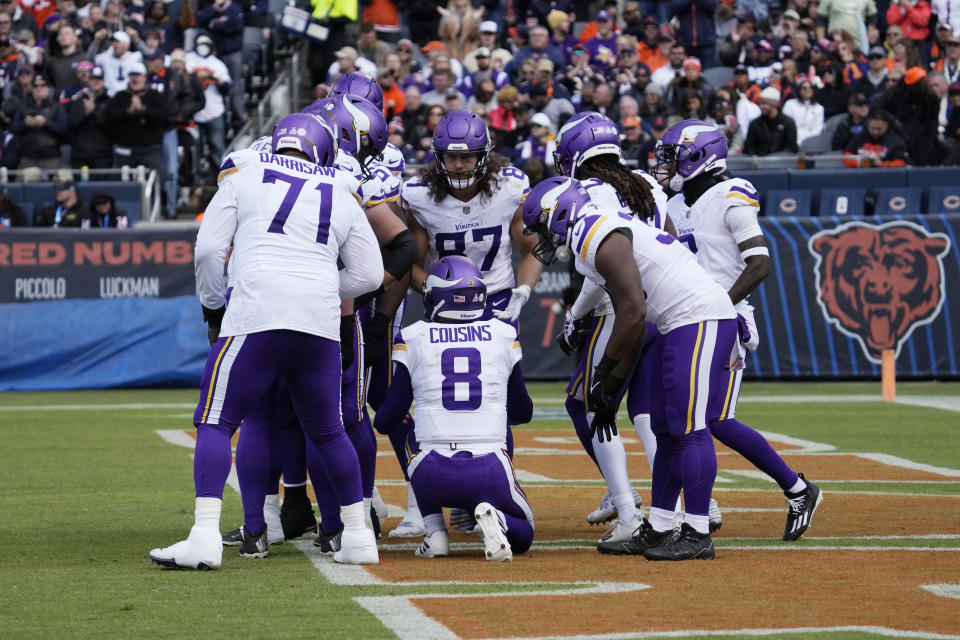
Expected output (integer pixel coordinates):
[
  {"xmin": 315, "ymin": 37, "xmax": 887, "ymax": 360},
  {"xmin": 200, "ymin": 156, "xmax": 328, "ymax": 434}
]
[{"xmin": 741, "ymin": 246, "xmax": 769, "ymax": 259}]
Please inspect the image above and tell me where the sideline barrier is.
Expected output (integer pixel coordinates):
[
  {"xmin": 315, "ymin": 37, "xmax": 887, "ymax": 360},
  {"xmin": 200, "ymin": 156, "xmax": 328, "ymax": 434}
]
[{"xmin": 1, "ymin": 215, "xmax": 958, "ymax": 390}]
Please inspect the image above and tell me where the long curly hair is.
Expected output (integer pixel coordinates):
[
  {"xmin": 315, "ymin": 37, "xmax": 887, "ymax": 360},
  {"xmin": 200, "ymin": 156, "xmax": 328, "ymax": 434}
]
[
  {"xmin": 421, "ymin": 152, "xmax": 511, "ymax": 203},
  {"xmin": 578, "ymin": 154, "xmax": 656, "ymax": 220}
]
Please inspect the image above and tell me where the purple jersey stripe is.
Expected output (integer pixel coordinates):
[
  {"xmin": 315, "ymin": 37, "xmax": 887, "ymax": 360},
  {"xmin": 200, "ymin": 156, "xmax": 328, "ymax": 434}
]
[
  {"xmin": 218, "ymin": 157, "xmax": 236, "ymax": 174},
  {"xmin": 729, "ymin": 184, "xmax": 758, "ymax": 198}
]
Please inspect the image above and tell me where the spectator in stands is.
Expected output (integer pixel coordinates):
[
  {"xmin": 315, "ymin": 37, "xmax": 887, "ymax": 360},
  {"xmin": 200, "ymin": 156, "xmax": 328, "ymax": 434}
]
[
  {"xmin": 15, "ymin": 27, "xmax": 40, "ymax": 67},
  {"xmin": 437, "ymin": 0, "xmax": 481, "ymax": 61},
  {"xmin": 2, "ymin": 1, "xmax": 38, "ymax": 41},
  {"xmin": 891, "ymin": 38, "xmax": 923, "ymax": 71},
  {"xmin": 10, "ymin": 73, "xmax": 67, "ymax": 171},
  {"xmin": 886, "ymin": 0, "xmax": 931, "ymax": 61},
  {"xmin": 748, "ymin": 39, "xmax": 777, "ymax": 82},
  {"xmin": 89, "ymin": 191, "xmax": 128, "ymax": 228},
  {"xmin": 421, "ymin": 67, "xmax": 464, "ymax": 106},
  {"xmin": 590, "ymin": 80, "xmax": 617, "ymax": 120},
  {"xmin": 472, "ymin": 48, "xmax": 510, "ymax": 88},
  {"xmin": 66, "ymin": 64, "xmax": 112, "ymax": 169},
  {"xmin": 104, "ymin": 61, "xmax": 167, "ymax": 176},
  {"xmin": 652, "ymin": 42, "xmax": 686, "ymax": 87},
  {"xmin": 0, "ymin": 35, "xmax": 19, "ymax": 92},
  {"xmin": 583, "ymin": 10, "xmax": 619, "ymax": 69},
  {"xmin": 711, "ymin": 91, "xmax": 748, "ymax": 154},
  {"xmin": 640, "ymin": 81, "xmax": 668, "ymax": 119},
  {"xmin": 616, "ymin": 94, "xmax": 641, "ymax": 127},
  {"xmin": 466, "ymin": 75, "xmax": 497, "ymax": 112},
  {"xmin": 94, "ymin": 31, "xmax": 142, "ymax": 97},
  {"xmin": 327, "ymin": 45, "xmax": 377, "ymax": 83},
  {"xmin": 401, "ymin": 84, "xmax": 427, "ymax": 135},
  {"xmin": 816, "ymin": 0, "xmax": 877, "ymax": 44},
  {"xmin": 565, "ymin": 45, "xmax": 598, "ymax": 86},
  {"xmin": 195, "ymin": 0, "xmax": 243, "ymax": 128},
  {"xmin": 620, "ymin": 114, "xmax": 655, "ymax": 162},
  {"xmin": 142, "ymin": 1, "xmax": 182, "ymax": 54},
  {"xmin": 547, "ymin": 10, "xmax": 578, "ymax": 64},
  {"xmin": 641, "ymin": 25, "xmax": 672, "ymax": 72},
  {"xmin": 877, "ymin": 66, "xmax": 944, "ymax": 164},
  {"xmin": 145, "ymin": 49, "xmax": 187, "ymax": 217},
  {"xmin": 934, "ymin": 30, "xmax": 960, "ymax": 83},
  {"xmin": 511, "ymin": 25, "xmax": 566, "ymax": 77},
  {"xmin": 44, "ymin": 22, "xmax": 84, "ymax": 94},
  {"xmin": 831, "ymin": 92, "xmax": 870, "ymax": 150},
  {"xmin": 817, "ymin": 64, "xmax": 850, "ymax": 118},
  {"xmin": 475, "ymin": 21, "xmax": 511, "ymax": 70},
  {"xmin": 61, "ymin": 60, "xmax": 92, "ymax": 99},
  {"xmin": 666, "ymin": 56, "xmax": 713, "ymax": 112},
  {"xmin": 357, "ymin": 22, "xmax": 390, "ymax": 68},
  {"xmin": 398, "ymin": 0, "xmax": 444, "ymax": 47},
  {"xmin": 413, "ymin": 103, "xmax": 444, "ymax": 160},
  {"xmin": 715, "ymin": 0, "xmax": 738, "ymax": 43},
  {"xmin": 378, "ymin": 68, "xmax": 405, "ymax": 120},
  {"xmin": 34, "ymin": 181, "xmax": 89, "ymax": 227},
  {"xmin": 0, "ymin": 189, "xmax": 26, "ymax": 226},
  {"xmin": 933, "ymin": 1, "xmax": 960, "ymax": 35},
  {"xmin": 514, "ymin": 111, "xmax": 555, "ymax": 167},
  {"xmin": 944, "ymin": 84, "xmax": 960, "ymax": 163},
  {"xmin": 718, "ymin": 10, "xmax": 757, "ymax": 67},
  {"xmin": 790, "ymin": 29, "xmax": 813, "ymax": 71},
  {"xmin": 2, "ymin": 64, "xmax": 32, "ymax": 125},
  {"xmin": 680, "ymin": 88, "xmax": 709, "ymax": 119},
  {"xmin": 743, "ymin": 86, "xmax": 798, "ymax": 155},
  {"xmin": 843, "ymin": 108, "xmax": 909, "ymax": 165},
  {"xmin": 489, "ymin": 84, "xmax": 519, "ymax": 143},
  {"xmin": 527, "ymin": 81, "xmax": 574, "ymax": 131},
  {"xmin": 187, "ymin": 34, "xmax": 230, "ymax": 182},
  {"xmin": 854, "ymin": 45, "xmax": 890, "ymax": 102},
  {"xmin": 167, "ymin": 49, "xmax": 202, "ymax": 196},
  {"xmin": 387, "ymin": 118, "xmax": 417, "ymax": 163},
  {"xmin": 729, "ymin": 64, "xmax": 761, "ymax": 103},
  {"xmin": 394, "ymin": 39, "xmax": 421, "ymax": 78},
  {"xmin": 782, "ymin": 79, "xmax": 824, "ymax": 145},
  {"xmin": 672, "ymin": 0, "xmax": 717, "ymax": 67}
]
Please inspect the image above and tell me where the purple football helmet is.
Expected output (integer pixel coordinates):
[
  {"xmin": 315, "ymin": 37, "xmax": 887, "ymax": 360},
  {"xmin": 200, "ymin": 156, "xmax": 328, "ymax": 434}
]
[
  {"xmin": 423, "ymin": 255, "xmax": 487, "ymax": 322},
  {"xmin": 316, "ymin": 95, "xmax": 388, "ymax": 175},
  {"xmin": 553, "ymin": 111, "xmax": 621, "ymax": 178},
  {"xmin": 432, "ymin": 109, "xmax": 491, "ymax": 190},
  {"xmin": 653, "ymin": 119, "xmax": 727, "ymax": 192},
  {"xmin": 271, "ymin": 113, "xmax": 338, "ymax": 166},
  {"xmin": 522, "ymin": 177, "xmax": 591, "ymax": 265},
  {"xmin": 330, "ymin": 72, "xmax": 385, "ymax": 112}
]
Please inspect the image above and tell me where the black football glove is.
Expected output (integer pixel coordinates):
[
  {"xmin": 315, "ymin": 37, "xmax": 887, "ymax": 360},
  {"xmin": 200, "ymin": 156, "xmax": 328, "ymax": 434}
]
[
  {"xmin": 363, "ymin": 311, "xmax": 392, "ymax": 367},
  {"xmin": 588, "ymin": 354, "xmax": 626, "ymax": 443},
  {"xmin": 202, "ymin": 305, "xmax": 225, "ymax": 346},
  {"xmin": 556, "ymin": 310, "xmax": 590, "ymax": 356},
  {"xmin": 340, "ymin": 315, "xmax": 355, "ymax": 372}
]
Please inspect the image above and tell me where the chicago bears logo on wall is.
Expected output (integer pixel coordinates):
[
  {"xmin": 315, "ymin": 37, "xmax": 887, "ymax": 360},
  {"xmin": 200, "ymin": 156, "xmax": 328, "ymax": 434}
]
[{"xmin": 808, "ymin": 221, "xmax": 951, "ymax": 364}]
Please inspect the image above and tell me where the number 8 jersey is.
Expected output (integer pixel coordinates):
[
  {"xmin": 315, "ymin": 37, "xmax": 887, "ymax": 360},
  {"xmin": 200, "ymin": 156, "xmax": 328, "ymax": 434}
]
[
  {"xmin": 400, "ymin": 167, "xmax": 530, "ymax": 296},
  {"xmin": 391, "ymin": 319, "xmax": 522, "ymax": 447}
]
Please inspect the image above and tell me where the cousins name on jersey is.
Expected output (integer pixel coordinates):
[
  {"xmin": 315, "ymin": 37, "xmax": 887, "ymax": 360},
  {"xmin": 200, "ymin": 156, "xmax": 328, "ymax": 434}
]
[{"xmin": 428, "ymin": 325, "xmax": 493, "ymax": 344}]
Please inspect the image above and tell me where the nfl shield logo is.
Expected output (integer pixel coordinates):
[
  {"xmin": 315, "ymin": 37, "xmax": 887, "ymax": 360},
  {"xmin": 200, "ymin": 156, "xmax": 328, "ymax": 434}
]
[{"xmin": 463, "ymin": 206, "xmax": 471, "ymax": 214}]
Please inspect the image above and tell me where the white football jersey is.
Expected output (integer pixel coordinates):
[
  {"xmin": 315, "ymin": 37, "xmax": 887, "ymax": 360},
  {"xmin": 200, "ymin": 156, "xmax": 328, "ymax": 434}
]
[
  {"xmin": 570, "ymin": 209, "xmax": 736, "ymax": 333},
  {"xmin": 572, "ymin": 172, "xmax": 669, "ymax": 318},
  {"xmin": 668, "ymin": 178, "xmax": 763, "ymax": 319},
  {"xmin": 392, "ymin": 319, "xmax": 522, "ymax": 447},
  {"xmin": 380, "ymin": 142, "xmax": 405, "ymax": 175},
  {"xmin": 401, "ymin": 166, "xmax": 530, "ymax": 295},
  {"xmin": 197, "ymin": 149, "xmax": 382, "ymax": 341}
]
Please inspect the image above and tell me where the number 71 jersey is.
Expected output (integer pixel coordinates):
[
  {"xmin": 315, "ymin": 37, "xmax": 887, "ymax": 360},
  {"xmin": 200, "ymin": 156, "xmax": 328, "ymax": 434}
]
[
  {"xmin": 392, "ymin": 319, "xmax": 522, "ymax": 446},
  {"xmin": 401, "ymin": 167, "xmax": 530, "ymax": 295}
]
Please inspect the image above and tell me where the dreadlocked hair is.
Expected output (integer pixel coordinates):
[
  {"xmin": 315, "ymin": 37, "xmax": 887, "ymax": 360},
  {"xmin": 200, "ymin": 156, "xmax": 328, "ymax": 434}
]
[
  {"xmin": 421, "ymin": 153, "xmax": 511, "ymax": 204},
  {"xmin": 578, "ymin": 154, "xmax": 656, "ymax": 221}
]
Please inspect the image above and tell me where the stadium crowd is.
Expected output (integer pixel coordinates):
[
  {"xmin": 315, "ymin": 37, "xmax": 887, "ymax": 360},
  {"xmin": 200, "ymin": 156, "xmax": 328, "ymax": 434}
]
[{"xmin": 2, "ymin": 0, "xmax": 960, "ymax": 229}]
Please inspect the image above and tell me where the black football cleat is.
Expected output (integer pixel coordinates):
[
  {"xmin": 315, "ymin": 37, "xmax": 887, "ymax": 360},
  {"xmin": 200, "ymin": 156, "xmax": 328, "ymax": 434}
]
[
  {"xmin": 238, "ymin": 526, "xmax": 269, "ymax": 559},
  {"xmin": 783, "ymin": 474, "xmax": 823, "ymax": 541},
  {"xmin": 280, "ymin": 493, "xmax": 318, "ymax": 540},
  {"xmin": 643, "ymin": 523, "xmax": 715, "ymax": 561},
  {"xmin": 221, "ymin": 527, "xmax": 244, "ymax": 547},
  {"xmin": 313, "ymin": 524, "xmax": 343, "ymax": 553},
  {"xmin": 597, "ymin": 517, "xmax": 675, "ymax": 556},
  {"xmin": 370, "ymin": 504, "xmax": 382, "ymax": 541}
]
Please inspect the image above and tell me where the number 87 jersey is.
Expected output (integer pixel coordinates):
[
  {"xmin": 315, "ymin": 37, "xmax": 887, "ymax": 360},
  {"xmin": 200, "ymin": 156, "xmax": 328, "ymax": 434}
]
[{"xmin": 391, "ymin": 319, "xmax": 522, "ymax": 446}]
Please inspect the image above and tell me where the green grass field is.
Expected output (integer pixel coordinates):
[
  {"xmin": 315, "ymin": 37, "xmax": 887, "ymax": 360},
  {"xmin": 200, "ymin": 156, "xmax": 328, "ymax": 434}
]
[{"xmin": 1, "ymin": 382, "xmax": 958, "ymax": 640}]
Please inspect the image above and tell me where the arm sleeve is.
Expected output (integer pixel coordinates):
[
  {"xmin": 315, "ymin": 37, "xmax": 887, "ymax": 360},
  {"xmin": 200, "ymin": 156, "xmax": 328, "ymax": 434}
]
[
  {"xmin": 724, "ymin": 204, "xmax": 763, "ymax": 244},
  {"xmin": 506, "ymin": 362, "xmax": 533, "ymax": 425},
  {"xmin": 373, "ymin": 363, "xmax": 413, "ymax": 434},
  {"xmin": 569, "ymin": 276, "xmax": 606, "ymax": 319},
  {"xmin": 338, "ymin": 202, "xmax": 385, "ymax": 299},
  {"xmin": 194, "ymin": 177, "xmax": 238, "ymax": 309}
]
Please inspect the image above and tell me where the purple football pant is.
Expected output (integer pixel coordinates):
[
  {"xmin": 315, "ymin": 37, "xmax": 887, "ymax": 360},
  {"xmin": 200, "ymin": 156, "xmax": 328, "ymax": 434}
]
[
  {"xmin": 409, "ymin": 448, "xmax": 534, "ymax": 554},
  {"xmin": 192, "ymin": 330, "xmax": 361, "ymax": 520},
  {"xmin": 309, "ymin": 411, "xmax": 378, "ymax": 534},
  {"xmin": 626, "ymin": 323, "xmax": 663, "ymax": 421}
]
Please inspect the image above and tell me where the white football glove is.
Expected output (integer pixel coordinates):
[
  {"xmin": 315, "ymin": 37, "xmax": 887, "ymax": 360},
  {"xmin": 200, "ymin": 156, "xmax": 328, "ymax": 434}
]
[{"xmin": 493, "ymin": 284, "xmax": 531, "ymax": 322}]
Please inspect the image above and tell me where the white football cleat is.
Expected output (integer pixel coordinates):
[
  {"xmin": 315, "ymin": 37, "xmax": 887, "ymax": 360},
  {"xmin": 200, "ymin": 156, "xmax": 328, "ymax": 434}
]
[
  {"xmin": 709, "ymin": 498, "xmax": 723, "ymax": 533},
  {"xmin": 474, "ymin": 502, "xmax": 512, "ymax": 562},
  {"xmin": 371, "ymin": 487, "xmax": 389, "ymax": 522},
  {"xmin": 150, "ymin": 526, "xmax": 223, "ymax": 570},
  {"xmin": 586, "ymin": 488, "xmax": 644, "ymax": 524},
  {"xmin": 334, "ymin": 526, "xmax": 379, "ymax": 565},
  {"xmin": 415, "ymin": 530, "xmax": 450, "ymax": 558},
  {"xmin": 597, "ymin": 511, "xmax": 643, "ymax": 545},
  {"xmin": 389, "ymin": 512, "xmax": 426, "ymax": 538}
]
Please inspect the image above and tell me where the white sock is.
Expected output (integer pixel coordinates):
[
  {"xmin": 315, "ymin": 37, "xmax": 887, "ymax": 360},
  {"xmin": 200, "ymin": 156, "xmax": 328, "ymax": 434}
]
[
  {"xmin": 264, "ymin": 494, "xmax": 282, "ymax": 534},
  {"xmin": 685, "ymin": 513, "xmax": 710, "ymax": 535},
  {"xmin": 632, "ymin": 413, "xmax": 657, "ymax": 473},
  {"xmin": 405, "ymin": 482, "xmax": 422, "ymax": 522},
  {"xmin": 786, "ymin": 477, "xmax": 807, "ymax": 494},
  {"xmin": 341, "ymin": 501, "xmax": 365, "ymax": 530},
  {"xmin": 363, "ymin": 497, "xmax": 373, "ymax": 530},
  {"xmin": 422, "ymin": 513, "xmax": 445, "ymax": 536},
  {"xmin": 590, "ymin": 418, "xmax": 634, "ymax": 522},
  {"xmin": 194, "ymin": 497, "xmax": 222, "ymax": 531},
  {"xmin": 648, "ymin": 506, "xmax": 675, "ymax": 533}
]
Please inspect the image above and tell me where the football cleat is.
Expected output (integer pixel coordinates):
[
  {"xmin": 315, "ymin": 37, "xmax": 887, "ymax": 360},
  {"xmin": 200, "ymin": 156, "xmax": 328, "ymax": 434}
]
[
  {"xmin": 238, "ymin": 526, "xmax": 269, "ymax": 559},
  {"xmin": 586, "ymin": 488, "xmax": 644, "ymax": 525},
  {"xmin": 371, "ymin": 487, "xmax": 389, "ymax": 522},
  {"xmin": 279, "ymin": 492, "xmax": 318, "ymax": 540},
  {"xmin": 150, "ymin": 526, "xmax": 223, "ymax": 570},
  {"xmin": 597, "ymin": 517, "xmax": 674, "ymax": 556},
  {"xmin": 475, "ymin": 502, "xmax": 512, "ymax": 562},
  {"xmin": 450, "ymin": 507, "xmax": 478, "ymax": 532},
  {"xmin": 389, "ymin": 504, "xmax": 426, "ymax": 538},
  {"xmin": 643, "ymin": 523, "xmax": 715, "ymax": 561},
  {"xmin": 314, "ymin": 524, "xmax": 343, "ymax": 553},
  {"xmin": 334, "ymin": 526, "xmax": 379, "ymax": 565},
  {"xmin": 597, "ymin": 512, "xmax": 644, "ymax": 546},
  {"xmin": 222, "ymin": 524, "xmax": 283, "ymax": 547},
  {"xmin": 709, "ymin": 497, "xmax": 723, "ymax": 533},
  {"xmin": 415, "ymin": 530, "xmax": 450, "ymax": 558},
  {"xmin": 783, "ymin": 474, "xmax": 823, "ymax": 541}
]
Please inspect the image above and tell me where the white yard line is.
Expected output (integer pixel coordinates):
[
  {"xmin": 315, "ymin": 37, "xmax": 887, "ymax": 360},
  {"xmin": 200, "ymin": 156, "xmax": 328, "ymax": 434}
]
[
  {"xmin": 921, "ymin": 584, "xmax": 960, "ymax": 600},
  {"xmin": 476, "ymin": 626, "xmax": 960, "ymax": 640}
]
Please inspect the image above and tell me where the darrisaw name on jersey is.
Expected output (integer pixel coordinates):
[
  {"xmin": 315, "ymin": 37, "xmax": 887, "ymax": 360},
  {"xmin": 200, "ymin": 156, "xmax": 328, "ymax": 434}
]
[
  {"xmin": 258, "ymin": 152, "xmax": 337, "ymax": 176},
  {"xmin": 99, "ymin": 277, "xmax": 160, "ymax": 298},
  {"xmin": 428, "ymin": 325, "xmax": 493, "ymax": 344}
]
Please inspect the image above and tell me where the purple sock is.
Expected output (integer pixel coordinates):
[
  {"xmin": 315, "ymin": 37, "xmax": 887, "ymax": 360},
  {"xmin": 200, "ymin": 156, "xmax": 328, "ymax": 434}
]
[
  {"xmin": 679, "ymin": 430, "xmax": 717, "ymax": 517},
  {"xmin": 566, "ymin": 395, "xmax": 598, "ymax": 469},
  {"xmin": 345, "ymin": 411, "xmax": 377, "ymax": 499},
  {"xmin": 194, "ymin": 422, "xmax": 234, "ymax": 499},
  {"xmin": 236, "ymin": 417, "xmax": 272, "ymax": 534},
  {"xmin": 387, "ymin": 413, "xmax": 415, "ymax": 480},
  {"xmin": 503, "ymin": 512, "xmax": 533, "ymax": 554},
  {"xmin": 305, "ymin": 441, "xmax": 343, "ymax": 534},
  {"xmin": 650, "ymin": 433, "xmax": 682, "ymax": 512},
  {"xmin": 710, "ymin": 418, "xmax": 799, "ymax": 491}
]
